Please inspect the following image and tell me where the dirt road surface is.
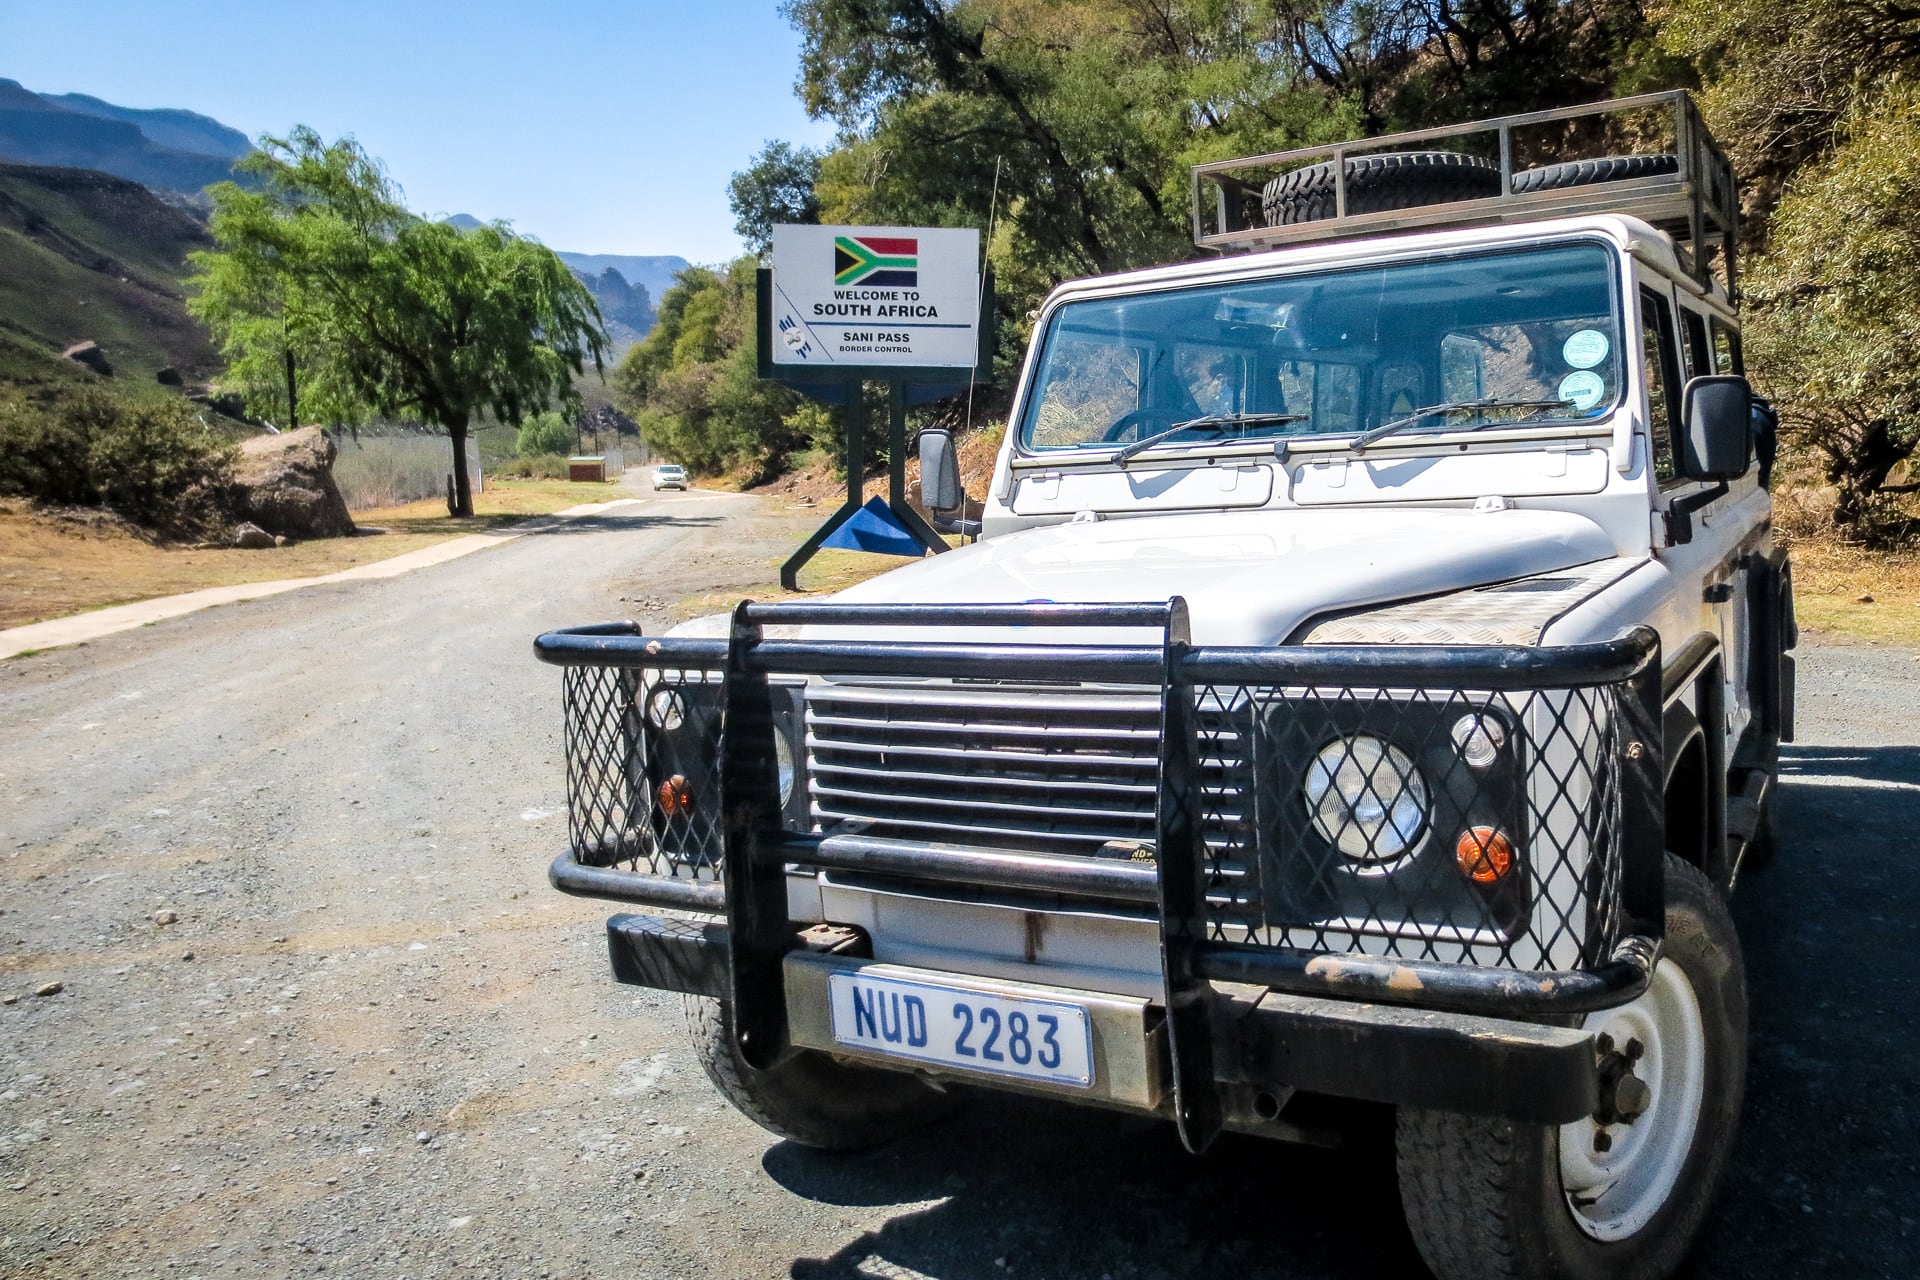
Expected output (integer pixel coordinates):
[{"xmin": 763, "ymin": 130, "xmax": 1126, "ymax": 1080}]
[{"xmin": 2, "ymin": 491, "xmax": 1916, "ymax": 1279}]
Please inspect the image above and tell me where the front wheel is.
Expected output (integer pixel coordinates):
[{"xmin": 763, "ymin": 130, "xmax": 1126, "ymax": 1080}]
[
  {"xmin": 1396, "ymin": 856, "xmax": 1746, "ymax": 1280},
  {"xmin": 682, "ymin": 994, "xmax": 958, "ymax": 1150}
]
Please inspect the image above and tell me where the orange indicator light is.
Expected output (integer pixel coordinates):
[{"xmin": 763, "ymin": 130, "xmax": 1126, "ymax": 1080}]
[
  {"xmin": 1456, "ymin": 826, "xmax": 1514, "ymax": 883},
  {"xmin": 658, "ymin": 774, "xmax": 695, "ymax": 816}
]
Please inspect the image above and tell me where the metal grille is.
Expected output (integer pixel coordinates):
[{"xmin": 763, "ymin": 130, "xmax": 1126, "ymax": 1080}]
[
  {"xmin": 805, "ymin": 679, "xmax": 1257, "ymax": 901},
  {"xmin": 560, "ymin": 663, "xmax": 1626, "ymax": 974},
  {"xmin": 1194, "ymin": 682, "xmax": 1623, "ymax": 972},
  {"xmin": 806, "ymin": 682, "xmax": 1158, "ymax": 850},
  {"xmin": 562, "ymin": 663, "xmax": 725, "ymax": 881}
]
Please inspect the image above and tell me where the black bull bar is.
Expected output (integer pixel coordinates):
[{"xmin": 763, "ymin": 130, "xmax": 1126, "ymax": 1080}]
[{"xmin": 534, "ymin": 601, "xmax": 1665, "ymax": 1151}]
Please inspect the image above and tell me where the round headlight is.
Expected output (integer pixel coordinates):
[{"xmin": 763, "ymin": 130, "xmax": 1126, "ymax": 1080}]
[
  {"xmin": 1303, "ymin": 735, "xmax": 1430, "ymax": 863},
  {"xmin": 1451, "ymin": 713, "xmax": 1507, "ymax": 769},
  {"xmin": 646, "ymin": 687, "xmax": 685, "ymax": 731},
  {"xmin": 774, "ymin": 729, "xmax": 797, "ymax": 806}
]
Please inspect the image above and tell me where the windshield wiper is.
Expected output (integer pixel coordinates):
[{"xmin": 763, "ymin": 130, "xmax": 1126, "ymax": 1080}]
[
  {"xmin": 1350, "ymin": 398, "xmax": 1574, "ymax": 453},
  {"xmin": 1113, "ymin": 412, "xmax": 1308, "ymax": 468}
]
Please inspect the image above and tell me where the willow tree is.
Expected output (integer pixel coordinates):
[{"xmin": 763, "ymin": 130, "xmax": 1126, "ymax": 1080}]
[{"xmin": 191, "ymin": 128, "xmax": 607, "ymax": 515}]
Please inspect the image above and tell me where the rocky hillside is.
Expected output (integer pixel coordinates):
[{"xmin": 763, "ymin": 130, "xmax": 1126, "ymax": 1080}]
[
  {"xmin": 552, "ymin": 251, "xmax": 688, "ymax": 305},
  {"xmin": 0, "ymin": 162, "xmax": 217, "ymax": 385},
  {"xmin": 0, "ymin": 79, "xmax": 244, "ymax": 200},
  {"xmin": 575, "ymin": 266, "xmax": 655, "ymax": 356},
  {"xmin": 443, "ymin": 215, "xmax": 685, "ymax": 354}
]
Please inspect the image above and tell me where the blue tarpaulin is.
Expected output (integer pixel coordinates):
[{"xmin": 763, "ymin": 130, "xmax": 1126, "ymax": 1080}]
[{"xmin": 821, "ymin": 495, "xmax": 926, "ymax": 557}]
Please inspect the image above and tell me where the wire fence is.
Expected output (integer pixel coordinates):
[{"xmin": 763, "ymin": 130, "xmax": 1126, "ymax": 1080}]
[{"xmin": 330, "ymin": 434, "xmax": 484, "ymax": 510}]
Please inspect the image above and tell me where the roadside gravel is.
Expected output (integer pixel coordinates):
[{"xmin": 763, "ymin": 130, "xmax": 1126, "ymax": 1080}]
[{"xmin": 1, "ymin": 502, "xmax": 1915, "ymax": 1279}]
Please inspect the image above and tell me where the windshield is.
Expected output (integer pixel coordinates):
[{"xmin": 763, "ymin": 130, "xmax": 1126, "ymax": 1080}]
[{"xmin": 1018, "ymin": 243, "xmax": 1624, "ymax": 454}]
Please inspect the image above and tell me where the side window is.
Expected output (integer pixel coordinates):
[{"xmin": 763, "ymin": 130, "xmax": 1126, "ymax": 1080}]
[
  {"xmin": 1710, "ymin": 319, "xmax": 1741, "ymax": 375},
  {"xmin": 1681, "ymin": 309, "xmax": 1712, "ymax": 380},
  {"xmin": 1440, "ymin": 333, "xmax": 1487, "ymax": 403},
  {"xmin": 1640, "ymin": 287, "xmax": 1682, "ymax": 484}
]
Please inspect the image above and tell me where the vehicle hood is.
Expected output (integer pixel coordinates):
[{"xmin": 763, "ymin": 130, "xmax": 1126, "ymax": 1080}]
[{"xmin": 824, "ymin": 506, "xmax": 1616, "ymax": 646}]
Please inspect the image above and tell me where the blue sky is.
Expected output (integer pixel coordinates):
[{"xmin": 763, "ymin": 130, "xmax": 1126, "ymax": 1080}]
[{"xmin": 1, "ymin": 1, "xmax": 836, "ymax": 263}]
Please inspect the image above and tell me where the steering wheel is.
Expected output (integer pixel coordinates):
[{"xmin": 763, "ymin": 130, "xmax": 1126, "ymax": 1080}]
[{"xmin": 1100, "ymin": 410, "xmax": 1159, "ymax": 443}]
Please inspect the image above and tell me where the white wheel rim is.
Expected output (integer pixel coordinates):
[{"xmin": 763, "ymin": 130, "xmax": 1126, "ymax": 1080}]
[{"xmin": 1558, "ymin": 959, "xmax": 1707, "ymax": 1241}]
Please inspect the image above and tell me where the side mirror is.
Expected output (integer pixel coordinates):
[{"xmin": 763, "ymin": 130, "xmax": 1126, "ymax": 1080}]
[
  {"xmin": 918, "ymin": 428, "xmax": 964, "ymax": 513},
  {"xmin": 1679, "ymin": 376, "xmax": 1754, "ymax": 482}
]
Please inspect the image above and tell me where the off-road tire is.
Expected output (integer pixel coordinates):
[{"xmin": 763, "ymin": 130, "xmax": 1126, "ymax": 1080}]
[
  {"xmin": 1261, "ymin": 151, "xmax": 1500, "ymax": 227},
  {"xmin": 1511, "ymin": 153, "xmax": 1679, "ymax": 195},
  {"xmin": 1395, "ymin": 856, "xmax": 1746, "ymax": 1280},
  {"xmin": 682, "ymin": 994, "xmax": 958, "ymax": 1150}
]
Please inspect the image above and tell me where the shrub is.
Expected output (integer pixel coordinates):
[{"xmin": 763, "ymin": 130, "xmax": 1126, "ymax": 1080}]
[
  {"xmin": 515, "ymin": 411, "xmax": 575, "ymax": 458},
  {"xmin": 0, "ymin": 387, "xmax": 233, "ymax": 533},
  {"xmin": 493, "ymin": 453, "xmax": 570, "ymax": 479},
  {"xmin": 0, "ymin": 391, "xmax": 96, "ymax": 505},
  {"xmin": 86, "ymin": 400, "xmax": 234, "ymax": 531}
]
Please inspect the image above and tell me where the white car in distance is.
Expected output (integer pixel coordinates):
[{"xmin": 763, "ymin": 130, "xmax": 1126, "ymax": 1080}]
[{"xmin": 652, "ymin": 464, "xmax": 688, "ymax": 492}]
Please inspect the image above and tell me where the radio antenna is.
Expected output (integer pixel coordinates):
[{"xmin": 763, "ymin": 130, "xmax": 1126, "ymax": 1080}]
[{"xmin": 964, "ymin": 156, "xmax": 1004, "ymax": 436}]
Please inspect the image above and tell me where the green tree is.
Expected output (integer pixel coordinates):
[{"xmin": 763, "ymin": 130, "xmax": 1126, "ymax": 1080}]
[
  {"xmin": 190, "ymin": 128, "xmax": 608, "ymax": 515},
  {"xmin": 1742, "ymin": 88, "xmax": 1920, "ymax": 536},
  {"xmin": 1665, "ymin": 0, "xmax": 1920, "ymax": 539},
  {"xmin": 516, "ymin": 410, "xmax": 577, "ymax": 457},
  {"xmin": 612, "ymin": 258, "xmax": 815, "ymax": 479},
  {"xmin": 1666, "ymin": 0, "xmax": 1920, "ymax": 209},
  {"xmin": 729, "ymin": 140, "xmax": 824, "ymax": 254}
]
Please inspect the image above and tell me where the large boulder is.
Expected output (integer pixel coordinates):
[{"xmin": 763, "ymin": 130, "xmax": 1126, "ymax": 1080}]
[
  {"xmin": 230, "ymin": 521, "xmax": 276, "ymax": 549},
  {"xmin": 233, "ymin": 427, "xmax": 355, "ymax": 539},
  {"xmin": 62, "ymin": 341, "xmax": 112, "ymax": 376}
]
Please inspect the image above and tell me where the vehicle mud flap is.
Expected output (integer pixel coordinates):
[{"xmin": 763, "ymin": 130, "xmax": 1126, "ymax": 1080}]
[
  {"xmin": 721, "ymin": 602, "xmax": 794, "ymax": 1070},
  {"xmin": 1156, "ymin": 597, "xmax": 1223, "ymax": 1153}
]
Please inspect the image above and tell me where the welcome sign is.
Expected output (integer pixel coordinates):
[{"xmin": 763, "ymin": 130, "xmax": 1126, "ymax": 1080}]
[{"xmin": 770, "ymin": 224, "xmax": 981, "ymax": 369}]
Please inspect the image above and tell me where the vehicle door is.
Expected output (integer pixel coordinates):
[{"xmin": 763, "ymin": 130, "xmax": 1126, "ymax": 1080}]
[{"xmin": 1640, "ymin": 273, "xmax": 1755, "ymax": 804}]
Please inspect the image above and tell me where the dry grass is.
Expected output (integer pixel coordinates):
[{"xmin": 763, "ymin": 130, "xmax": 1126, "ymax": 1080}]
[
  {"xmin": 1775, "ymin": 483, "xmax": 1920, "ymax": 646},
  {"xmin": 0, "ymin": 477, "xmax": 615, "ymax": 631},
  {"xmin": 1781, "ymin": 539, "xmax": 1920, "ymax": 646},
  {"xmin": 352, "ymin": 476, "xmax": 624, "ymax": 536}
]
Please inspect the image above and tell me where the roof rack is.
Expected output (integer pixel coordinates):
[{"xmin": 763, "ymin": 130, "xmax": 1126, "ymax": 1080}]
[{"xmin": 1190, "ymin": 91, "xmax": 1739, "ymax": 296}]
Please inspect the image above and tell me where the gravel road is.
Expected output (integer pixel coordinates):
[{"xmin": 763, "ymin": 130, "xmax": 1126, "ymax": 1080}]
[{"xmin": 2, "ymin": 495, "xmax": 1916, "ymax": 1280}]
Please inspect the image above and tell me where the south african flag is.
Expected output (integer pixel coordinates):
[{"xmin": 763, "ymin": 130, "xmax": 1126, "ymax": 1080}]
[{"xmin": 834, "ymin": 235, "xmax": 918, "ymax": 288}]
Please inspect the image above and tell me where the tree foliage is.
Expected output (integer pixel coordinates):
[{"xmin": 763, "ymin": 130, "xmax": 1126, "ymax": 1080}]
[
  {"xmin": 1666, "ymin": 0, "xmax": 1920, "ymax": 538},
  {"xmin": 1742, "ymin": 87, "xmax": 1920, "ymax": 537},
  {"xmin": 777, "ymin": 1, "xmax": 1676, "ymax": 290},
  {"xmin": 611, "ymin": 259, "xmax": 824, "ymax": 480},
  {"xmin": 730, "ymin": 141, "xmax": 824, "ymax": 254},
  {"xmin": 190, "ymin": 128, "xmax": 609, "ymax": 515},
  {"xmin": 515, "ymin": 410, "xmax": 577, "ymax": 458}
]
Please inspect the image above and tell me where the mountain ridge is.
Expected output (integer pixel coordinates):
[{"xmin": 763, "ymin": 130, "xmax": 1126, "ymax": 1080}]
[
  {"xmin": 0, "ymin": 78, "xmax": 242, "ymax": 200},
  {"xmin": 0, "ymin": 160, "xmax": 218, "ymax": 384},
  {"xmin": 38, "ymin": 91, "xmax": 250, "ymax": 161}
]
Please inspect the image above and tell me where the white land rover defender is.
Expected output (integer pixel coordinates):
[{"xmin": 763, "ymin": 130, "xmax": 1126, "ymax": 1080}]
[{"xmin": 537, "ymin": 93, "xmax": 1794, "ymax": 1280}]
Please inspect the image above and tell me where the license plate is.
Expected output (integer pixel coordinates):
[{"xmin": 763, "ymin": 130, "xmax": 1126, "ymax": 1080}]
[{"xmin": 826, "ymin": 971, "xmax": 1095, "ymax": 1089}]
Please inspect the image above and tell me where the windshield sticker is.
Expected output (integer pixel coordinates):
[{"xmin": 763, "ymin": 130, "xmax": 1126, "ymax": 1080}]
[
  {"xmin": 1562, "ymin": 329, "xmax": 1610, "ymax": 369},
  {"xmin": 1557, "ymin": 370, "xmax": 1607, "ymax": 411}
]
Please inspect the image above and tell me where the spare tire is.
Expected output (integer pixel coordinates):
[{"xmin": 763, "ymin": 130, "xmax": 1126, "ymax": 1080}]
[
  {"xmin": 1262, "ymin": 151, "xmax": 1501, "ymax": 227},
  {"xmin": 1511, "ymin": 153, "xmax": 1678, "ymax": 194}
]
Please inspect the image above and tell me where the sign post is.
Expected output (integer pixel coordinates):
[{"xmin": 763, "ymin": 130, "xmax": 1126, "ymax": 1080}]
[{"xmin": 757, "ymin": 225, "xmax": 992, "ymax": 590}]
